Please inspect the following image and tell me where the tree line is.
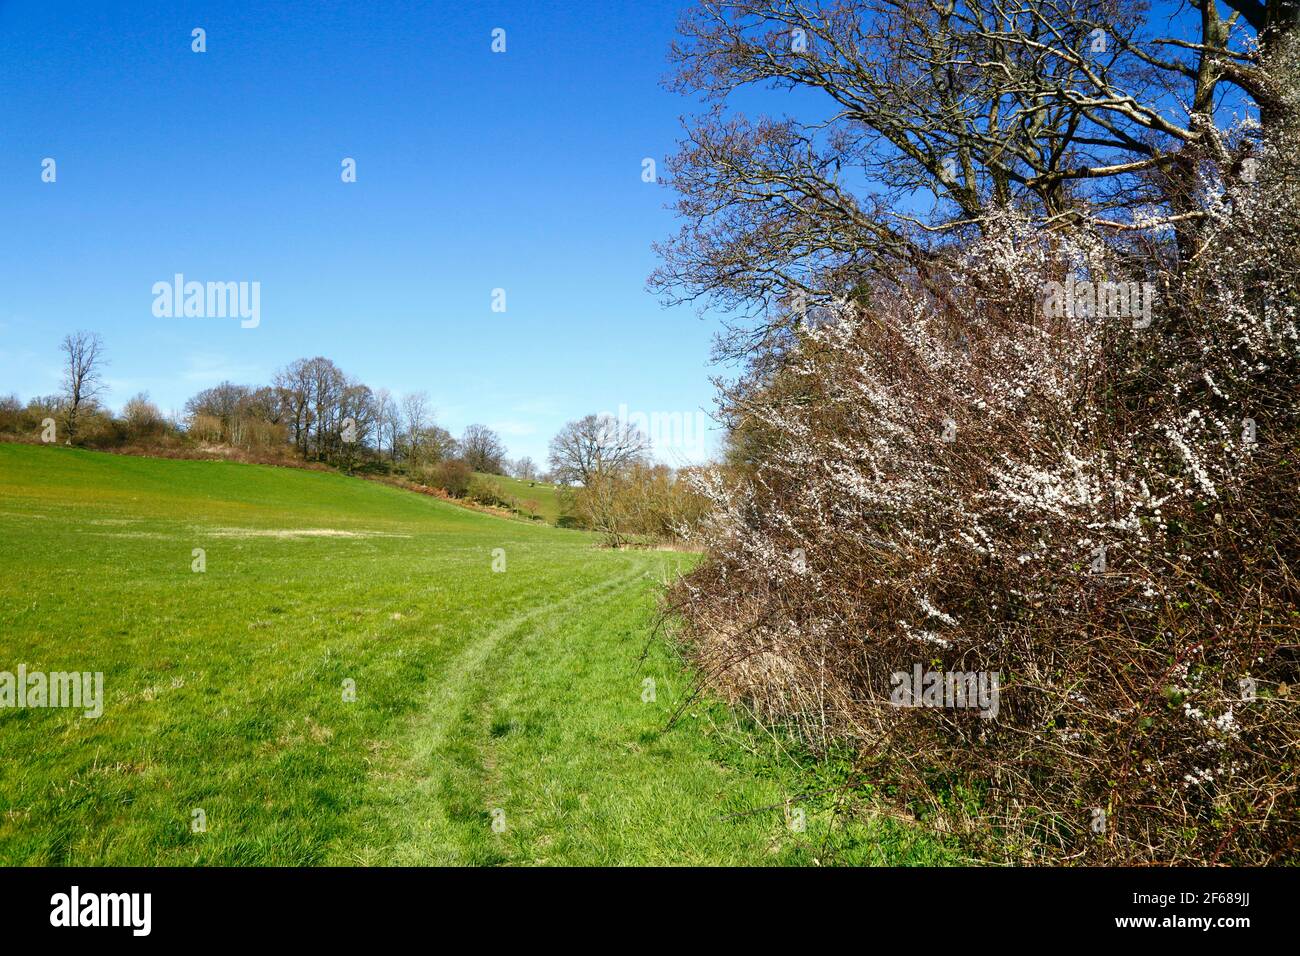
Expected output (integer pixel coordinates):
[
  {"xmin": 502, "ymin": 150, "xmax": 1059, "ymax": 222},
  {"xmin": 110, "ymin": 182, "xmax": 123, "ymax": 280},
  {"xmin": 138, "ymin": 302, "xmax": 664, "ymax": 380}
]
[
  {"xmin": 0, "ymin": 337, "xmax": 520, "ymax": 477},
  {"xmin": 1, "ymin": 334, "xmax": 706, "ymax": 541}
]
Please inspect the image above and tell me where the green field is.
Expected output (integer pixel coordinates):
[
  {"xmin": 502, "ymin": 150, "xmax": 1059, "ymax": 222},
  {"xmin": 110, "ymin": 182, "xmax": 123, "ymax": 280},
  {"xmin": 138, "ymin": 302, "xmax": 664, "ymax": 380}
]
[
  {"xmin": 472, "ymin": 472, "xmax": 565, "ymax": 525},
  {"xmin": 0, "ymin": 443, "xmax": 952, "ymax": 865}
]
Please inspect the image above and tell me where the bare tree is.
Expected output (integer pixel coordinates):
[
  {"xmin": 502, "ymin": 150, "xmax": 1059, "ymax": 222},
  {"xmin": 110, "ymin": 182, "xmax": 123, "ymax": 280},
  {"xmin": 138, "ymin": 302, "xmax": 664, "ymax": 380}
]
[
  {"xmin": 420, "ymin": 424, "xmax": 458, "ymax": 463},
  {"xmin": 460, "ymin": 424, "xmax": 507, "ymax": 474},
  {"xmin": 512, "ymin": 456, "xmax": 539, "ymax": 481},
  {"xmin": 122, "ymin": 391, "xmax": 165, "ymax": 438},
  {"xmin": 336, "ymin": 378, "xmax": 376, "ymax": 468},
  {"xmin": 652, "ymin": 0, "xmax": 1298, "ymax": 358},
  {"xmin": 547, "ymin": 414, "xmax": 649, "ymax": 486},
  {"xmin": 304, "ymin": 357, "xmax": 345, "ymax": 460},
  {"xmin": 401, "ymin": 391, "xmax": 431, "ymax": 465},
  {"xmin": 59, "ymin": 331, "xmax": 106, "ymax": 441},
  {"xmin": 273, "ymin": 359, "xmax": 313, "ymax": 457},
  {"xmin": 374, "ymin": 388, "xmax": 399, "ymax": 462},
  {"xmin": 185, "ymin": 382, "xmax": 250, "ymax": 432}
]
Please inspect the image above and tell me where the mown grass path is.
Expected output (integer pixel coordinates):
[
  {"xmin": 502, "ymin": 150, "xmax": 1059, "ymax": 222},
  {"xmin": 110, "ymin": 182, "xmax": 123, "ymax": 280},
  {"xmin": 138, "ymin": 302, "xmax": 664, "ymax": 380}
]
[{"xmin": 0, "ymin": 444, "xmax": 954, "ymax": 865}]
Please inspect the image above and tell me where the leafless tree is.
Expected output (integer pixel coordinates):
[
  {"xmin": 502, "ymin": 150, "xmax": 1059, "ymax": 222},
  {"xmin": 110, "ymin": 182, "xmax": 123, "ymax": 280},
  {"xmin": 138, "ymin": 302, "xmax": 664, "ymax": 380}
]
[
  {"xmin": 460, "ymin": 424, "xmax": 507, "ymax": 474},
  {"xmin": 512, "ymin": 456, "xmax": 539, "ymax": 481},
  {"xmin": 121, "ymin": 392, "xmax": 165, "ymax": 437},
  {"xmin": 652, "ymin": 0, "xmax": 1298, "ymax": 358},
  {"xmin": 185, "ymin": 382, "xmax": 250, "ymax": 431},
  {"xmin": 401, "ymin": 391, "xmax": 432, "ymax": 465},
  {"xmin": 374, "ymin": 388, "xmax": 400, "ymax": 461},
  {"xmin": 273, "ymin": 359, "xmax": 313, "ymax": 457},
  {"xmin": 303, "ymin": 357, "xmax": 345, "ymax": 460},
  {"xmin": 548, "ymin": 414, "xmax": 650, "ymax": 486},
  {"xmin": 173, "ymin": 358, "xmax": 463, "ymax": 467},
  {"xmin": 59, "ymin": 331, "xmax": 106, "ymax": 441},
  {"xmin": 418, "ymin": 423, "xmax": 457, "ymax": 463},
  {"xmin": 336, "ymin": 378, "xmax": 376, "ymax": 467}
]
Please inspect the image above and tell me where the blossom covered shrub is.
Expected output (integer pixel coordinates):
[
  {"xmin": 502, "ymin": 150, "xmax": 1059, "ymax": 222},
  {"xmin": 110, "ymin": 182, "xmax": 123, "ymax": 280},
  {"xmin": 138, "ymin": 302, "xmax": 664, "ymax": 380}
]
[{"xmin": 671, "ymin": 114, "xmax": 1299, "ymax": 863}]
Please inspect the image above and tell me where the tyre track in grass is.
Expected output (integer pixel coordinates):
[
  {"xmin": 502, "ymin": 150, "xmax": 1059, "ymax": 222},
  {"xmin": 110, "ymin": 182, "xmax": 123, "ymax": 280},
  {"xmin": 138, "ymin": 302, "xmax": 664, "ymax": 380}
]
[{"xmin": 332, "ymin": 554, "xmax": 653, "ymax": 864}]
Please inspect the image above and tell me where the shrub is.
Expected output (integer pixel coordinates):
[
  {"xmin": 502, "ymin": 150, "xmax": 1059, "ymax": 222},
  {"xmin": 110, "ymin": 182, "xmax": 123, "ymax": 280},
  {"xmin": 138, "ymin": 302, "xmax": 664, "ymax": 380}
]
[
  {"xmin": 419, "ymin": 458, "xmax": 470, "ymax": 498},
  {"xmin": 466, "ymin": 475, "xmax": 507, "ymax": 507},
  {"xmin": 122, "ymin": 393, "xmax": 167, "ymax": 440},
  {"xmin": 670, "ymin": 128, "xmax": 1299, "ymax": 864},
  {"xmin": 564, "ymin": 466, "xmax": 708, "ymax": 545}
]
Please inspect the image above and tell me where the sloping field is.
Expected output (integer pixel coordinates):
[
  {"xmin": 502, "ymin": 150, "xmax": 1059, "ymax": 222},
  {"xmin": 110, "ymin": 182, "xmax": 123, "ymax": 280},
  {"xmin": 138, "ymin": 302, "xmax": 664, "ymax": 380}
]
[
  {"xmin": 0, "ymin": 443, "xmax": 952, "ymax": 865},
  {"xmin": 472, "ymin": 471, "xmax": 565, "ymax": 525}
]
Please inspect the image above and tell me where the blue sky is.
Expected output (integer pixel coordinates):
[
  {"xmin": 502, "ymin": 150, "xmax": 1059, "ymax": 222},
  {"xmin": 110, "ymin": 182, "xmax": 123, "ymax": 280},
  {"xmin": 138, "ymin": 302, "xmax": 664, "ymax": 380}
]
[
  {"xmin": 0, "ymin": 0, "xmax": 722, "ymax": 466},
  {"xmin": 0, "ymin": 1, "xmax": 1244, "ymax": 468}
]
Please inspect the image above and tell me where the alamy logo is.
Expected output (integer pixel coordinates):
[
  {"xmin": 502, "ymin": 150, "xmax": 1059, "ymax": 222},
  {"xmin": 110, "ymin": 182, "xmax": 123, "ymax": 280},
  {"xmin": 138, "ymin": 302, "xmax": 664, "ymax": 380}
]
[
  {"xmin": 1042, "ymin": 279, "xmax": 1156, "ymax": 328},
  {"xmin": 0, "ymin": 666, "xmax": 102, "ymax": 718},
  {"xmin": 611, "ymin": 403, "xmax": 708, "ymax": 460},
  {"xmin": 152, "ymin": 273, "xmax": 261, "ymax": 328},
  {"xmin": 890, "ymin": 665, "xmax": 1000, "ymax": 719},
  {"xmin": 50, "ymin": 886, "xmax": 151, "ymax": 936}
]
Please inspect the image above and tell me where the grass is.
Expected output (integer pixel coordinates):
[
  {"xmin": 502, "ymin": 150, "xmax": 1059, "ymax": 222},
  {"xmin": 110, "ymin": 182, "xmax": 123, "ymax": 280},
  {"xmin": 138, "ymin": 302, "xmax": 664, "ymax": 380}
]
[
  {"xmin": 471, "ymin": 471, "xmax": 565, "ymax": 525},
  {"xmin": 0, "ymin": 442, "xmax": 956, "ymax": 865}
]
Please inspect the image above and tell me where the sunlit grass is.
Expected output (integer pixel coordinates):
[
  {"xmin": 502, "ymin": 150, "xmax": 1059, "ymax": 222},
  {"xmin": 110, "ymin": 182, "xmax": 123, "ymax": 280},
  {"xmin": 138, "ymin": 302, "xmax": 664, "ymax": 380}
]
[{"xmin": 0, "ymin": 443, "xmax": 955, "ymax": 865}]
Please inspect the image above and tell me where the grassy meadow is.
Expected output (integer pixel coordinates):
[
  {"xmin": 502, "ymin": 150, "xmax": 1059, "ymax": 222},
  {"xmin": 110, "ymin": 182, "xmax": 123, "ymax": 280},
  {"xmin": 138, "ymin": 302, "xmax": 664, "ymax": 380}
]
[
  {"xmin": 0, "ymin": 442, "xmax": 954, "ymax": 865},
  {"xmin": 472, "ymin": 471, "xmax": 565, "ymax": 525}
]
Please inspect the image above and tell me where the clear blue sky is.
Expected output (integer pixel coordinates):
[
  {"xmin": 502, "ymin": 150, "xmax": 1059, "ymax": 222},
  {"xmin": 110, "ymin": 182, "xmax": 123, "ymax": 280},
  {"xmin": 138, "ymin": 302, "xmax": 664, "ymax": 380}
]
[{"xmin": 0, "ymin": 0, "xmax": 722, "ymax": 466}]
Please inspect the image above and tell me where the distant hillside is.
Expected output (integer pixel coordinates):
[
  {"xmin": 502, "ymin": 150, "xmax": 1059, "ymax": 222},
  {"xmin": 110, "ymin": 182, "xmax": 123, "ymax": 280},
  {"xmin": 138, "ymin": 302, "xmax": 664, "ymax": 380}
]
[{"xmin": 472, "ymin": 472, "xmax": 565, "ymax": 525}]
